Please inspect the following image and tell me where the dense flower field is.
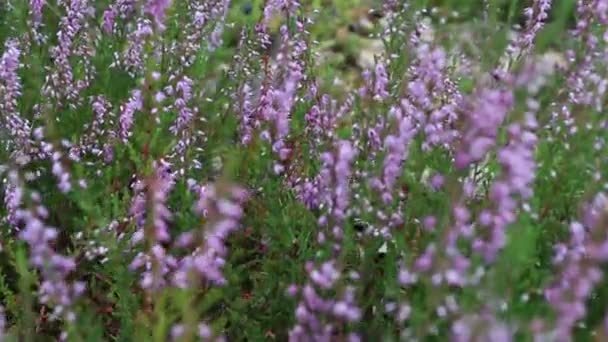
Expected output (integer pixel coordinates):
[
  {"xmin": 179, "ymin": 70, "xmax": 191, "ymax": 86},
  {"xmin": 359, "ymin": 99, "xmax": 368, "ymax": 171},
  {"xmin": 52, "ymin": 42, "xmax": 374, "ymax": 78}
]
[{"xmin": 1, "ymin": 0, "xmax": 608, "ymax": 340}]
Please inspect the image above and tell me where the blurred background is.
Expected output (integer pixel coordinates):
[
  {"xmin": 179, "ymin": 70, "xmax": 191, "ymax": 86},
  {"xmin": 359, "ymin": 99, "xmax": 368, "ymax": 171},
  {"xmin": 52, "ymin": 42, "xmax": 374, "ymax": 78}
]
[{"xmin": 222, "ymin": 0, "xmax": 576, "ymax": 97}]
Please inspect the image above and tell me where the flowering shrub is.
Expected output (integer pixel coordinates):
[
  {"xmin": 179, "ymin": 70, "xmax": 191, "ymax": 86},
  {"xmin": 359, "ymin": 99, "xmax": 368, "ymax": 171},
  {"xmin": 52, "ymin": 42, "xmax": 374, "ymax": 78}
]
[{"xmin": 1, "ymin": 0, "xmax": 608, "ymax": 340}]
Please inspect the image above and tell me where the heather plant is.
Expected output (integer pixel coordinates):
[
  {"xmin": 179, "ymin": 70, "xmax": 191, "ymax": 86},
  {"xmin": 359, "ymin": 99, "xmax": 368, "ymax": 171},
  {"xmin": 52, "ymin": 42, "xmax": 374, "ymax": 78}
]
[{"xmin": 2, "ymin": 0, "xmax": 608, "ymax": 341}]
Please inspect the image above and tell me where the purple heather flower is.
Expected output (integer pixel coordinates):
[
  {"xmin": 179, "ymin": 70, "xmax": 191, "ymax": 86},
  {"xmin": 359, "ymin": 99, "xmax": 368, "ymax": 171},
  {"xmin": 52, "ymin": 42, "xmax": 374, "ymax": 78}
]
[
  {"xmin": 514, "ymin": 0, "xmax": 553, "ymax": 54},
  {"xmin": 119, "ymin": 90, "xmax": 143, "ymax": 142},
  {"xmin": 102, "ymin": 8, "xmax": 117, "ymax": 34},
  {"xmin": 170, "ymin": 77, "xmax": 195, "ymax": 134},
  {"xmin": 30, "ymin": 0, "xmax": 45, "ymax": 27},
  {"xmin": 0, "ymin": 39, "xmax": 32, "ymax": 152},
  {"xmin": 429, "ymin": 174, "xmax": 445, "ymax": 190},
  {"xmin": 68, "ymin": 96, "xmax": 113, "ymax": 163},
  {"xmin": 172, "ymin": 183, "xmax": 248, "ymax": 288},
  {"xmin": 472, "ymin": 99, "xmax": 539, "ymax": 262},
  {"xmin": 42, "ymin": 0, "xmax": 94, "ymax": 104},
  {"xmin": 149, "ymin": 161, "xmax": 175, "ymax": 242},
  {"xmin": 373, "ymin": 62, "xmax": 390, "ymax": 100},
  {"xmin": 375, "ymin": 104, "xmax": 416, "ymax": 207},
  {"xmin": 209, "ymin": 23, "xmax": 225, "ymax": 51},
  {"xmin": 414, "ymin": 244, "xmax": 435, "ymax": 272},
  {"xmin": 145, "ymin": 0, "xmax": 172, "ymax": 30},
  {"xmin": 131, "ymin": 244, "xmax": 177, "ymax": 292},
  {"xmin": 0, "ymin": 306, "xmax": 5, "ymax": 339},
  {"xmin": 170, "ymin": 324, "xmax": 184, "ymax": 340},
  {"xmin": 286, "ymin": 284, "xmax": 299, "ymax": 297},
  {"xmin": 249, "ymin": 18, "xmax": 310, "ymax": 175},
  {"xmin": 544, "ymin": 192, "xmax": 608, "ymax": 337},
  {"xmin": 263, "ymin": 0, "xmax": 299, "ymax": 23},
  {"xmin": 422, "ymin": 215, "xmax": 437, "ymax": 231},
  {"xmin": 362, "ymin": 44, "xmax": 459, "ymax": 239},
  {"xmin": 452, "ymin": 312, "xmax": 513, "ymax": 342},
  {"xmin": 455, "ymin": 87, "xmax": 514, "ymax": 169},
  {"xmin": 399, "ymin": 267, "xmax": 418, "ymax": 285},
  {"xmin": 128, "ymin": 161, "xmax": 176, "ymax": 292},
  {"xmin": 122, "ymin": 19, "xmax": 154, "ymax": 73},
  {"xmin": 3, "ymin": 181, "xmax": 23, "ymax": 227},
  {"xmin": 237, "ymin": 83, "xmax": 256, "ymax": 145},
  {"xmin": 304, "ymin": 94, "xmax": 351, "ymax": 147},
  {"xmin": 103, "ymin": 0, "xmax": 137, "ymax": 34},
  {"xmin": 198, "ymin": 323, "xmax": 212, "ymax": 339},
  {"xmin": 290, "ymin": 140, "xmax": 361, "ymax": 340},
  {"xmin": 313, "ymin": 140, "xmax": 358, "ymax": 242},
  {"xmin": 8, "ymin": 174, "xmax": 83, "ymax": 322},
  {"xmin": 51, "ymin": 152, "xmax": 71, "ymax": 193}
]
